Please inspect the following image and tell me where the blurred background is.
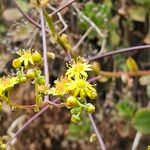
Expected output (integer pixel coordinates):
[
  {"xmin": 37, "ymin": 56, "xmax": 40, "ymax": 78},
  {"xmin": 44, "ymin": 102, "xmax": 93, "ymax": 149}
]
[{"xmin": 0, "ymin": 0, "xmax": 150, "ymax": 149}]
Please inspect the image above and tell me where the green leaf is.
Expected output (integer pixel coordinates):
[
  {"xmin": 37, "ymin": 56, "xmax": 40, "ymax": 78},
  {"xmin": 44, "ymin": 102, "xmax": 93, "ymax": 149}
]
[
  {"xmin": 132, "ymin": 108, "xmax": 150, "ymax": 134},
  {"xmin": 43, "ymin": 9, "xmax": 57, "ymax": 43},
  {"xmin": 84, "ymin": 2, "xmax": 95, "ymax": 15},
  {"xmin": 43, "ymin": 10, "xmax": 55, "ymax": 34},
  {"xmin": 79, "ymin": 1, "xmax": 112, "ymax": 34},
  {"xmin": 116, "ymin": 99, "xmax": 137, "ymax": 120}
]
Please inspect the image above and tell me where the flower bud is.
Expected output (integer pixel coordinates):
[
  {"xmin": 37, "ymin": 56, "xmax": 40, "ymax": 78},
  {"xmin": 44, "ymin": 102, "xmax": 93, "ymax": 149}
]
[
  {"xmin": 92, "ymin": 62, "xmax": 101, "ymax": 74},
  {"xmin": 66, "ymin": 96, "xmax": 78, "ymax": 108},
  {"xmin": 19, "ymin": 75, "xmax": 27, "ymax": 83},
  {"xmin": 18, "ymin": 74, "xmax": 27, "ymax": 82},
  {"xmin": 32, "ymin": 52, "xmax": 42, "ymax": 63},
  {"xmin": 34, "ymin": 106, "xmax": 40, "ymax": 112},
  {"xmin": 60, "ymin": 34, "xmax": 68, "ymax": 43},
  {"xmin": 37, "ymin": 76, "xmax": 46, "ymax": 85},
  {"xmin": 71, "ymin": 114, "xmax": 81, "ymax": 123},
  {"xmin": 47, "ymin": 52, "xmax": 55, "ymax": 59},
  {"xmin": 26, "ymin": 69, "xmax": 35, "ymax": 79},
  {"xmin": 85, "ymin": 103, "xmax": 95, "ymax": 113},
  {"xmin": 35, "ymin": 69, "xmax": 42, "ymax": 76},
  {"xmin": 12, "ymin": 58, "xmax": 22, "ymax": 68}
]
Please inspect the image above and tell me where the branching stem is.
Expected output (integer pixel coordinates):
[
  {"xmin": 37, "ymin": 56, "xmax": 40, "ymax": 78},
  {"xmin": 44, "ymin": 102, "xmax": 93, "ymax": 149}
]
[
  {"xmin": 12, "ymin": 0, "xmax": 76, "ymax": 33},
  {"xmin": 6, "ymin": 98, "xmax": 60, "ymax": 147},
  {"xmin": 88, "ymin": 113, "xmax": 106, "ymax": 150},
  {"xmin": 7, "ymin": 105, "xmax": 49, "ymax": 146}
]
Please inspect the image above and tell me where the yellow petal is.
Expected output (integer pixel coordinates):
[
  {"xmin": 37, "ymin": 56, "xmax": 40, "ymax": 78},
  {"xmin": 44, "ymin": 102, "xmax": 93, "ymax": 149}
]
[{"xmin": 74, "ymin": 88, "xmax": 80, "ymax": 97}]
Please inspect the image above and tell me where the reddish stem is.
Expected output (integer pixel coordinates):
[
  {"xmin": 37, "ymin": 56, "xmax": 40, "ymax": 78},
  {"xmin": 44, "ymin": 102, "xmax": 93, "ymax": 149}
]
[
  {"xmin": 88, "ymin": 45, "xmax": 150, "ymax": 61},
  {"xmin": 12, "ymin": 0, "xmax": 76, "ymax": 33},
  {"xmin": 6, "ymin": 98, "xmax": 60, "ymax": 146},
  {"xmin": 7, "ymin": 105, "xmax": 49, "ymax": 146}
]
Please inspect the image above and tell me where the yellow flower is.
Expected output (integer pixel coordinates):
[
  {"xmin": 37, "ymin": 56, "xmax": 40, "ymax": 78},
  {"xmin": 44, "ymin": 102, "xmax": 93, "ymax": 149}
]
[
  {"xmin": 66, "ymin": 57, "xmax": 92, "ymax": 79},
  {"xmin": 49, "ymin": 76, "xmax": 70, "ymax": 96},
  {"xmin": 13, "ymin": 49, "xmax": 42, "ymax": 68},
  {"xmin": 37, "ymin": 84, "xmax": 50, "ymax": 95},
  {"xmin": 67, "ymin": 79, "xmax": 97, "ymax": 99},
  {"xmin": 17, "ymin": 49, "xmax": 34, "ymax": 67},
  {"xmin": 0, "ymin": 77, "xmax": 18, "ymax": 95}
]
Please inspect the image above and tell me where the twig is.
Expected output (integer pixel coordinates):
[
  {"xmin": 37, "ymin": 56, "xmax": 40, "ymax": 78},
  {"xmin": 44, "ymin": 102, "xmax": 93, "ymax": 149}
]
[
  {"xmin": 6, "ymin": 105, "xmax": 49, "ymax": 146},
  {"xmin": 12, "ymin": 0, "xmax": 49, "ymax": 32},
  {"xmin": 72, "ymin": 3, "xmax": 107, "ymax": 55},
  {"xmin": 48, "ymin": 4, "xmax": 68, "ymax": 34},
  {"xmin": 131, "ymin": 132, "xmax": 142, "ymax": 150},
  {"xmin": 88, "ymin": 113, "xmax": 106, "ymax": 150},
  {"xmin": 88, "ymin": 76, "xmax": 101, "ymax": 83},
  {"xmin": 40, "ymin": 8, "xmax": 49, "ymax": 86},
  {"xmin": 97, "ymin": 35, "xmax": 107, "ymax": 56},
  {"xmin": 73, "ymin": 2, "xmax": 108, "ymax": 56},
  {"xmin": 87, "ymin": 71, "xmax": 106, "ymax": 150},
  {"xmin": 12, "ymin": 0, "xmax": 76, "ymax": 33},
  {"xmin": 7, "ymin": 115, "xmax": 27, "ymax": 145},
  {"xmin": 9, "ymin": 98, "xmax": 64, "ymax": 110},
  {"xmin": 50, "ymin": 0, "xmax": 76, "ymax": 16},
  {"xmin": 72, "ymin": 3, "xmax": 106, "ymax": 38},
  {"xmin": 88, "ymin": 70, "xmax": 150, "ymax": 83},
  {"xmin": 72, "ymin": 26, "xmax": 93, "ymax": 51},
  {"xmin": 88, "ymin": 45, "xmax": 150, "ymax": 61},
  {"xmin": 6, "ymin": 98, "xmax": 61, "ymax": 147},
  {"xmin": 40, "ymin": 8, "xmax": 49, "ymax": 101},
  {"xmin": 99, "ymin": 70, "xmax": 150, "ymax": 77},
  {"xmin": 27, "ymin": 29, "xmax": 38, "ymax": 48}
]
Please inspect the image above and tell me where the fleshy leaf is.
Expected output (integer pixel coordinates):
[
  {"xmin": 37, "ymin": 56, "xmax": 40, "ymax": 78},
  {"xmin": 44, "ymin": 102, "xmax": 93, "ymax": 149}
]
[{"xmin": 132, "ymin": 108, "xmax": 150, "ymax": 134}]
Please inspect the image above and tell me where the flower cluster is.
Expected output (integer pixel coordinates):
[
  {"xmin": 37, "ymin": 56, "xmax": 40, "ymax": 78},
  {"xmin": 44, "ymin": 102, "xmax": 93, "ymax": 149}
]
[
  {"xmin": 0, "ymin": 76, "xmax": 21, "ymax": 109},
  {"xmin": 49, "ymin": 57, "xmax": 97, "ymax": 123},
  {"xmin": 12, "ymin": 49, "xmax": 42, "ymax": 68},
  {"xmin": 0, "ymin": 77, "xmax": 18, "ymax": 95},
  {"xmin": 0, "ymin": 49, "xmax": 97, "ymax": 123},
  {"xmin": 49, "ymin": 76, "xmax": 70, "ymax": 96},
  {"xmin": 0, "ymin": 49, "xmax": 47, "ymax": 110}
]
